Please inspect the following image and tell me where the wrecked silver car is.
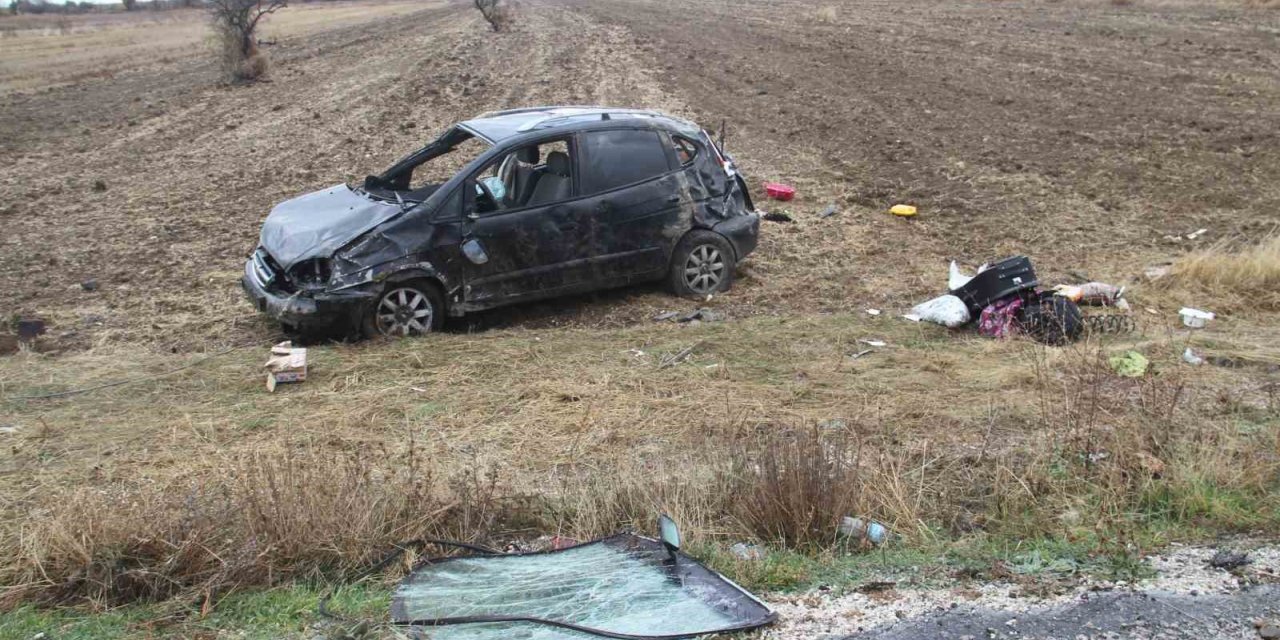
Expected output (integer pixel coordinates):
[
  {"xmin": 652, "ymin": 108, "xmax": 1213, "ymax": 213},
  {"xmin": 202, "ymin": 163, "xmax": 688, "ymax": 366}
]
[{"xmin": 242, "ymin": 106, "xmax": 759, "ymax": 337}]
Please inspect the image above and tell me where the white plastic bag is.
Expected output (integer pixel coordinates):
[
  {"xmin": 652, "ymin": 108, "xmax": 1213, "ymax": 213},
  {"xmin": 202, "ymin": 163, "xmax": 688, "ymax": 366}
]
[
  {"xmin": 910, "ymin": 294, "xmax": 971, "ymax": 328},
  {"xmin": 947, "ymin": 261, "xmax": 973, "ymax": 291}
]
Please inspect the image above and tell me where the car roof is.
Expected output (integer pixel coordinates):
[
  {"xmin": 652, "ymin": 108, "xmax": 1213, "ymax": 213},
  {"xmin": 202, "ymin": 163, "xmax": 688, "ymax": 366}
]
[{"xmin": 457, "ymin": 106, "xmax": 700, "ymax": 143}]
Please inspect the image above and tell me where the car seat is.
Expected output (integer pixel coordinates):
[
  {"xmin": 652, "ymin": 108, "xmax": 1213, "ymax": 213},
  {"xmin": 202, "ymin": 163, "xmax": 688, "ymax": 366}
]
[{"xmin": 525, "ymin": 151, "xmax": 572, "ymax": 206}]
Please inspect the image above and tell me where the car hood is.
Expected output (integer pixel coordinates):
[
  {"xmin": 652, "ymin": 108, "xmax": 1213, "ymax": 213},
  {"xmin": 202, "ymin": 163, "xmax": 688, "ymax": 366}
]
[{"xmin": 259, "ymin": 184, "xmax": 402, "ymax": 270}]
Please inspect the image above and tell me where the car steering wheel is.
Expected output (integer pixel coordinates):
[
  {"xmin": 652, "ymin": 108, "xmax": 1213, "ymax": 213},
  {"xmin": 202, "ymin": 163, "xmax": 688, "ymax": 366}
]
[{"xmin": 474, "ymin": 180, "xmax": 498, "ymax": 214}]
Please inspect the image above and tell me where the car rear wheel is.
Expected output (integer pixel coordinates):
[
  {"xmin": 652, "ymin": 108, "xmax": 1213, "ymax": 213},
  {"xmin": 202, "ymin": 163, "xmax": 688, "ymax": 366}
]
[
  {"xmin": 363, "ymin": 280, "xmax": 444, "ymax": 338},
  {"xmin": 669, "ymin": 230, "xmax": 735, "ymax": 298}
]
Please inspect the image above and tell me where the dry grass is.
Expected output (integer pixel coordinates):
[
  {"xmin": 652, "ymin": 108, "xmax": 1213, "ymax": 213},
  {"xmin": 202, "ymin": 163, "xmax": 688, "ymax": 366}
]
[
  {"xmin": 3, "ymin": 314, "xmax": 1276, "ymax": 609},
  {"xmin": 1165, "ymin": 235, "xmax": 1280, "ymax": 311},
  {"xmin": 2, "ymin": 445, "xmax": 497, "ymax": 608},
  {"xmin": 815, "ymin": 5, "xmax": 838, "ymax": 22}
]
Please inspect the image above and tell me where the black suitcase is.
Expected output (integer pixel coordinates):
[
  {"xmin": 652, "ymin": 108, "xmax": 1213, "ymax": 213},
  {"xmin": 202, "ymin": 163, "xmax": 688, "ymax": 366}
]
[{"xmin": 951, "ymin": 256, "xmax": 1038, "ymax": 314}]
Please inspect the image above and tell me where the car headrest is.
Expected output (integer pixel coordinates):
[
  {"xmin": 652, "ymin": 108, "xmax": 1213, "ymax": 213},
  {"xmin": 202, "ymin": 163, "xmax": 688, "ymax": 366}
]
[
  {"xmin": 545, "ymin": 151, "xmax": 570, "ymax": 176},
  {"xmin": 516, "ymin": 146, "xmax": 539, "ymax": 164}
]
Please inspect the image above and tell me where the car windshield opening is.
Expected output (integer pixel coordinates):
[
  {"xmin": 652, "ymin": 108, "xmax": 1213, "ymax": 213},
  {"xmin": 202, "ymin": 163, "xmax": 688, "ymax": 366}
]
[{"xmin": 363, "ymin": 127, "xmax": 492, "ymax": 204}]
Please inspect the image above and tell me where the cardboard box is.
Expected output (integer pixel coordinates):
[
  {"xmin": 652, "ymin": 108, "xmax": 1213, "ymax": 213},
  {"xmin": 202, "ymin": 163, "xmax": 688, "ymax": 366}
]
[{"xmin": 264, "ymin": 341, "xmax": 307, "ymax": 392}]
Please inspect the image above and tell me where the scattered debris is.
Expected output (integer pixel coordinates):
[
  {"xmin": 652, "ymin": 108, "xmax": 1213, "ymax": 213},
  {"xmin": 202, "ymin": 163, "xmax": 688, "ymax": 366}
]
[
  {"xmin": 1183, "ymin": 347, "xmax": 1205, "ymax": 366},
  {"xmin": 858, "ymin": 339, "xmax": 887, "ymax": 347},
  {"xmin": 951, "ymin": 256, "xmax": 1037, "ymax": 313},
  {"xmin": 659, "ymin": 343, "xmax": 701, "ymax": 369},
  {"xmin": 764, "ymin": 182, "xmax": 796, "ymax": 201},
  {"xmin": 866, "ymin": 308, "xmax": 882, "ymax": 316},
  {"xmin": 762, "ymin": 211, "xmax": 794, "ymax": 223},
  {"xmin": 890, "ymin": 204, "xmax": 917, "ymax": 217},
  {"xmin": 627, "ymin": 348, "xmax": 646, "ymax": 358},
  {"xmin": 91, "ymin": 179, "xmax": 107, "ymax": 192},
  {"xmin": 839, "ymin": 516, "xmax": 889, "ymax": 545},
  {"xmin": 1053, "ymin": 282, "xmax": 1123, "ymax": 305},
  {"xmin": 1186, "ymin": 228, "xmax": 1208, "ymax": 240},
  {"xmin": 730, "ymin": 542, "xmax": 766, "ymax": 561},
  {"xmin": 679, "ymin": 308, "xmax": 722, "ymax": 323},
  {"xmin": 948, "ymin": 260, "xmax": 979, "ymax": 290},
  {"xmin": 80, "ymin": 279, "xmax": 99, "ymax": 292},
  {"xmin": 0, "ymin": 424, "xmax": 19, "ymax": 435},
  {"xmin": 912, "ymin": 294, "xmax": 971, "ymax": 328},
  {"xmin": 1083, "ymin": 314, "xmax": 1136, "ymax": 335},
  {"xmin": 849, "ymin": 349, "xmax": 873, "ymax": 360},
  {"xmin": 264, "ymin": 341, "xmax": 307, "ymax": 392},
  {"xmin": 818, "ymin": 203, "xmax": 839, "ymax": 218},
  {"xmin": 1209, "ymin": 550, "xmax": 1250, "ymax": 570},
  {"xmin": 653, "ymin": 310, "xmax": 679, "ymax": 322},
  {"xmin": 16, "ymin": 319, "xmax": 46, "ymax": 342},
  {"xmin": 978, "ymin": 296, "xmax": 1023, "ymax": 338},
  {"xmin": 903, "ymin": 313, "xmax": 922, "ymax": 322},
  {"xmin": 1179, "ymin": 307, "xmax": 1215, "ymax": 329},
  {"xmin": 1258, "ymin": 621, "xmax": 1280, "ymax": 640},
  {"xmin": 1109, "ymin": 351, "xmax": 1149, "ymax": 378},
  {"xmin": 1144, "ymin": 264, "xmax": 1172, "ymax": 281}
]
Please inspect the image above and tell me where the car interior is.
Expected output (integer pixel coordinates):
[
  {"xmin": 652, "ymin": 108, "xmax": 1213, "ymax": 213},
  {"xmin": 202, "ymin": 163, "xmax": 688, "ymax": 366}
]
[{"xmin": 475, "ymin": 139, "xmax": 573, "ymax": 214}]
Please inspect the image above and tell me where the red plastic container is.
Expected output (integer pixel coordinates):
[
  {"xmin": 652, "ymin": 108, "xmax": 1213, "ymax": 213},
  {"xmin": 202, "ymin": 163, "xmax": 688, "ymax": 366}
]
[{"xmin": 763, "ymin": 182, "xmax": 796, "ymax": 201}]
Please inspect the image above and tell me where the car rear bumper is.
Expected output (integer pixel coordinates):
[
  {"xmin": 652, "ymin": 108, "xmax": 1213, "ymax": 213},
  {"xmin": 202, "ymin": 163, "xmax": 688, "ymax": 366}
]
[
  {"xmin": 713, "ymin": 212, "xmax": 760, "ymax": 263},
  {"xmin": 241, "ymin": 258, "xmax": 368, "ymax": 332}
]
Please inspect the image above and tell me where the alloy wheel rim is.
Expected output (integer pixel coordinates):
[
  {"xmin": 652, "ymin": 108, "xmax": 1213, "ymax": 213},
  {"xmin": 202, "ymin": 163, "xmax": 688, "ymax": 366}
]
[
  {"xmin": 683, "ymin": 244, "xmax": 725, "ymax": 294},
  {"xmin": 376, "ymin": 288, "xmax": 433, "ymax": 336}
]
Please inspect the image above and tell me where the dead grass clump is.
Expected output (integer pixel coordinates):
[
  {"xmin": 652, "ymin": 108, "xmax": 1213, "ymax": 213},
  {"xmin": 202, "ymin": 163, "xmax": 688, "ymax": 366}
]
[
  {"xmin": 815, "ymin": 5, "xmax": 838, "ymax": 22},
  {"xmin": 0, "ymin": 445, "xmax": 490, "ymax": 607},
  {"xmin": 731, "ymin": 426, "xmax": 871, "ymax": 550},
  {"xmin": 1166, "ymin": 236, "xmax": 1280, "ymax": 310}
]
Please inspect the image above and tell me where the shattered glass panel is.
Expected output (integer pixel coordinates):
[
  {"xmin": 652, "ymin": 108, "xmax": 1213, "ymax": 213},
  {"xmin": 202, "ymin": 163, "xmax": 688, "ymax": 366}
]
[{"xmin": 392, "ymin": 535, "xmax": 773, "ymax": 639}]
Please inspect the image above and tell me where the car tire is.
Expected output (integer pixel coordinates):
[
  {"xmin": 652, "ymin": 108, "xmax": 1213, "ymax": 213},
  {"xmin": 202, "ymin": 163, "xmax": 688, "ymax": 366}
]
[
  {"xmin": 669, "ymin": 230, "xmax": 735, "ymax": 298},
  {"xmin": 362, "ymin": 279, "xmax": 445, "ymax": 338}
]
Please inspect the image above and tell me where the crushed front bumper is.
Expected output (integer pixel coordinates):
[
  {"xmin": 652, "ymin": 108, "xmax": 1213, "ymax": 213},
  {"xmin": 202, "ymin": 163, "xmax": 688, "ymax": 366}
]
[{"xmin": 241, "ymin": 257, "xmax": 370, "ymax": 333}]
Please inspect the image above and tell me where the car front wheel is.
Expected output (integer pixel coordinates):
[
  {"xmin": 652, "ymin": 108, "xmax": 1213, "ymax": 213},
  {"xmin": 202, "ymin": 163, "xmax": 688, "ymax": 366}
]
[
  {"xmin": 669, "ymin": 230, "xmax": 735, "ymax": 297},
  {"xmin": 363, "ymin": 280, "xmax": 444, "ymax": 338}
]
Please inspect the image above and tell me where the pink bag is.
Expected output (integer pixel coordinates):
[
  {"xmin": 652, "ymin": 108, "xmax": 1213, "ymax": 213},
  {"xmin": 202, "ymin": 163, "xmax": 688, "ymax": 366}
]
[{"xmin": 978, "ymin": 297, "xmax": 1024, "ymax": 338}]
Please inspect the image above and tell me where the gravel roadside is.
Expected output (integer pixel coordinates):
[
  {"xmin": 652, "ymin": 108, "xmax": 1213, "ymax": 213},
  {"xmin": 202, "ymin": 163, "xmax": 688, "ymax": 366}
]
[{"xmin": 761, "ymin": 544, "xmax": 1280, "ymax": 640}]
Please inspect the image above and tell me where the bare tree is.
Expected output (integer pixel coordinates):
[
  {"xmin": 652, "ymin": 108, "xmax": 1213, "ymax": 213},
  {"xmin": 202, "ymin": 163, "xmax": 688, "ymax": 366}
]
[
  {"xmin": 473, "ymin": 0, "xmax": 508, "ymax": 32},
  {"xmin": 208, "ymin": 0, "xmax": 286, "ymax": 82}
]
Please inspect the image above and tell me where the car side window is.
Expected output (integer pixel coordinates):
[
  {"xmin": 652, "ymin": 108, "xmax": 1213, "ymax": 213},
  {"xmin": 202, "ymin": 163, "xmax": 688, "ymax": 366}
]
[
  {"xmin": 471, "ymin": 138, "xmax": 574, "ymax": 216},
  {"xmin": 579, "ymin": 129, "xmax": 671, "ymax": 195},
  {"xmin": 672, "ymin": 135, "xmax": 699, "ymax": 165}
]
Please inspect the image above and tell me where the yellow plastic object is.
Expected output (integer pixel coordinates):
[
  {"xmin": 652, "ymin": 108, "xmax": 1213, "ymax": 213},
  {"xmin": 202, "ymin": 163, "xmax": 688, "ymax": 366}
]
[{"xmin": 890, "ymin": 204, "xmax": 918, "ymax": 217}]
